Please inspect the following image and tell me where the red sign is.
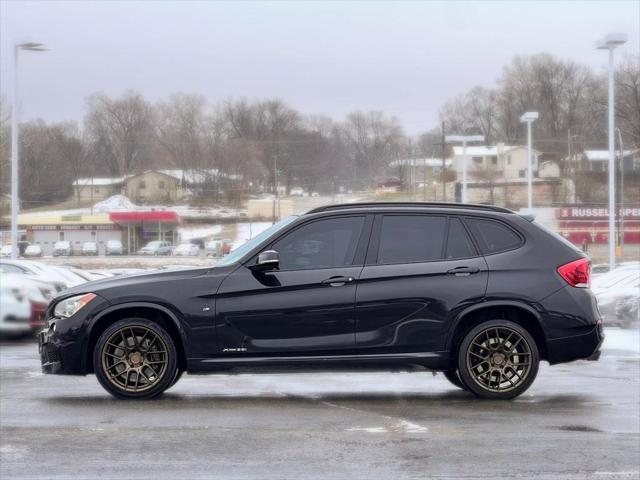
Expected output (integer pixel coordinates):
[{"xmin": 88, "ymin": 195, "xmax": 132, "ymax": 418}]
[
  {"xmin": 556, "ymin": 207, "xmax": 640, "ymax": 219},
  {"xmin": 109, "ymin": 211, "xmax": 181, "ymax": 224}
]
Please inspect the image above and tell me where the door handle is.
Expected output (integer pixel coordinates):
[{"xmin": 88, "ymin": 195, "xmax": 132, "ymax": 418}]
[
  {"xmin": 446, "ymin": 266, "xmax": 480, "ymax": 277},
  {"xmin": 321, "ymin": 276, "xmax": 355, "ymax": 286}
]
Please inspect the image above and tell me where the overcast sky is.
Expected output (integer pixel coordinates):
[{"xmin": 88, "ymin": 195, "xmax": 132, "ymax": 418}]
[{"xmin": 1, "ymin": 0, "xmax": 638, "ymax": 134}]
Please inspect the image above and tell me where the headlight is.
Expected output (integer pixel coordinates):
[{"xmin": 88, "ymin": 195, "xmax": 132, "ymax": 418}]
[{"xmin": 54, "ymin": 293, "xmax": 97, "ymax": 318}]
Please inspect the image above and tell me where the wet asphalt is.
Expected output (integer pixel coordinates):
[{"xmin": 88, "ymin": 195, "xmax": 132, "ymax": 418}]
[{"xmin": 0, "ymin": 329, "xmax": 638, "ymax": 480}]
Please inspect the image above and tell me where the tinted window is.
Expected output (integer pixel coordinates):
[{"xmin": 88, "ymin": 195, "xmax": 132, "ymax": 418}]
[
  {"xmin": 466, "ymin": 218, "xmax": 521, "ymax": 254},
  {"xmin": 446, "ymin": 218, "xmax": 476, "ymax": 259},
  {"xmin": 377, "ymin": 215, "xmax": 446, "ymax": 264},
  {"xmin": 272, "ymin": 216, "xmax": 365, "ymax": 270}
]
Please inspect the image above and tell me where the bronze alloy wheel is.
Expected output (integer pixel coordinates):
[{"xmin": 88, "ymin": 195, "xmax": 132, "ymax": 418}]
[
  {"xmin": 101, "ymin": 325, "xmax": 169, "ymax": 393},
  {"xmin": 465, "ymin": 326, "xmax": 532, "ymax": 393}
]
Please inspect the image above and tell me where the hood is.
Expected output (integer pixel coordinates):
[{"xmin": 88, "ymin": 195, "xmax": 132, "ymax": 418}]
[{"xmin": 55, "ymin": 266, "xmax": 216, "ymax": 300}]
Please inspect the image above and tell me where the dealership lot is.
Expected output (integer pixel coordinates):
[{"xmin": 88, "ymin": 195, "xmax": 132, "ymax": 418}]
[{"xmin": 1, "ymin": 330, "xmax": 638, "ymax": 480}]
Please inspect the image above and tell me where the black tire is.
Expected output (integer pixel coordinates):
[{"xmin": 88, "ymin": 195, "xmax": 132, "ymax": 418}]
[
  {"xmin": 443, "ymin": 369, "xmax": 468, "ymax": 391},
  {"xmin": 168, "ymin": 368, "xmax": 184, "ymax": 389},
  {"xmin": 457, "ymin": 320, "xmax": 539, "ymax": 400},
  {"xmin": 93, "ymin": 318, "xmax": 178, "ymax": 399}
]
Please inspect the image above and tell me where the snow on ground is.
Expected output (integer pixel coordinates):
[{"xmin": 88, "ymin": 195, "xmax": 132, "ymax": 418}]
[
  {"xmin": 603, "ymin": 328, "xmax": 640, "ymax": 355},
  {"xmin": 231, "ymin": 222, "xmax": 273, "ymax": 250},
  {"xmin": 93, "ymin": 195, "xmax": 136, "ymax": 213},
  {"xmin": 177, "ymin": 225, "xmax": 222, "ymax": 241}
]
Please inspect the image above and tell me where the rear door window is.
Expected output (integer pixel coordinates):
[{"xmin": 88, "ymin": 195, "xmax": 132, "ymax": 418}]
[
  {"xmin": 465, "ymin": 218, "xmax": 522, "ymax": 254},
  {"xmin": 377, "ymin": 215, "xmax": 446, "ymax": 264}
]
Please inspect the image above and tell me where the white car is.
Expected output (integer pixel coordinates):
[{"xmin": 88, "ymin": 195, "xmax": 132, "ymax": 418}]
[
  {"xmin": 24, "ymin": 245, "xmax": 43, "ymax": 258},
  {"xmin": 138, "ymin": 241, "xmax": 172, "ymax": 255},
  {"xmin": 0, "ymin": 260, "xmax": 84, "ymax": 290},
  {"xmin": 81, "ymin": 241, "xmax": 98, "ymax": 256},
  {"xmin": 0, "ymin": 245, "xmax": 12, "ymax": 258},
  {"xmin": 173, "ymin": 243, "xmax": 200, "ymax": 257},
  {"xmin": 53, "ymin": 241, "xmax": 72, "ymax": 256},
  {"xmin": 106, "ymin": 240, "xmax": 124, "ymax": 255},
  {"xmin": 593, "ymin": 265, "xmax": 640, "ymax": 328},
  {"xmin": 0, "ymin": 282, "xmax": 32, "ymax": 336}
]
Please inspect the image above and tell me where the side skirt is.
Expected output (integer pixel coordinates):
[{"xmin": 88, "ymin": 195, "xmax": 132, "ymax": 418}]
[{"xmin": 186, "ymin": 351, "xmax": 450, "ymax": 374}]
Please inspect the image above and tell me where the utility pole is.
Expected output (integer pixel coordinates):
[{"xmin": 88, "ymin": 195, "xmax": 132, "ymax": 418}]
[
  {"xmin": 441, "ymin": 121, "xmax": 446, "ymax": 201},
  {"xmin": 10, "ymin": 42, "xmax": 47, "ymax": 259},
  {"xmin": 597, "ymin": 32, "xmax": 627, "ymax": 270},
  {"xmin": 617, "ymin": 128, "xmax": 625, "ymax": 256},
  {"xmin": 272, "ymin": 154, "xmax": 277, "ymax": 224},
  {"xmin": 445, "ymin": 134, "xmax": 485, "ymax": 203}
]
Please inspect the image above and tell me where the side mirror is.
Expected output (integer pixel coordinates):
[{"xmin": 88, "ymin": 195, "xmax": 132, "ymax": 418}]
[{"xmin": 252, "ymin": 250, "xmax": 279, "ymax": 271}]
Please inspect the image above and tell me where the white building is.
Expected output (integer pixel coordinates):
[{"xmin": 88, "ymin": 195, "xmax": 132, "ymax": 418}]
[
  {"xmin": 452, "ymin": 144, "xmax": 543, "ymax": 180},
  {"xmin": 582, "ymin": 150, "xmax": 640, "ymax": 172}
]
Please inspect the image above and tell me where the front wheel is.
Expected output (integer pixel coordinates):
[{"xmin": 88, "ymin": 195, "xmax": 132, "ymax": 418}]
[
  {"xmin": 94, "ymin": 318, "xmax": 178, "ymax": 399},
  {"xmin": 442, "ymin": 369, "xmax": 468, "ymax": 391},
  {"xmin": 457, "ymin": 320, "xmax": 539, "ymax": 400}
]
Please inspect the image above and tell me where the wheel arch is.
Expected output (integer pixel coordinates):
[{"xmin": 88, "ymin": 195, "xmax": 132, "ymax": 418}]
[
  {"xmin": 447, "ymin": 301, "xmax": 548, "ymax": 363},
  {"xmin": 84, "ymin": 302, "xmax": 189, "ymax": 374}
]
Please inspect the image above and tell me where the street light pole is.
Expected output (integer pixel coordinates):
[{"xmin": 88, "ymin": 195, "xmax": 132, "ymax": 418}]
[
  {"xmin": 520, "ymin": 112, "xmax": 538, "ymax": 211},
  {"xmin": 10, "ymin": 42, "xmax": 47, "ymax": 259},
  {"xmin": 445, "ymin": 134, "xmax": 484, "ymax": 203},
  {"xmin": 597, "ymin": 32, "xmax": 627, "ymax": 270}
]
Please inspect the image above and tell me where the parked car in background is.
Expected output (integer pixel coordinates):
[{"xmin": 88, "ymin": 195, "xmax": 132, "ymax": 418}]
[
  {"xmin": 173, "ymin": 243, "xmax": 200, "ymax": 257},
  {"xmin": 24, "ymin": 245, "xmax": 43, "ymax": 258},
  {"xmin": 0, "ymin": 260, "xmax": 83, "ymax": 290},
  {"xmin": 1, "ymin": 273, "xmax": 54, "ymax": 331},
  {"xmin": 205, "ymin": 239, "xmax": 224, "ymax": 257},
  {"xmin": 53, "ymin": 241, "xmax": 72, "ymax": 257},
  {"xmin": 81, "ymin": 241, "xmax": 98, "ymax": 256},
  {"xmin": 106, "ymin": 240, "xmax": 124, "ymax": 256},
  {"xmin": 592, "ymin": 264, "xmax": 639, "ymax": 328},
  {"xmin": 138, "ymin": 241, "xmax": 172, "ymax": 256},
  {"xmin": 0, "ymin": 245, "xmax": 12, "ymax": 258},
  {"xmin": 0, "ymin": 281, "xmax": 32, "ymax": 336}
]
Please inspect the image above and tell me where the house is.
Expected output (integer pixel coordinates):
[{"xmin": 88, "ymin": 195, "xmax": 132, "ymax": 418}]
[
  {"xmin": 125, "ymin": 171, "xmax": 183, "ymax": 204},
  {"xmin": 72, "ymin": 177, "xmax": 126, "ymax": 203},
  {"xmin": 389, "ymin": 158, "xmax": 453, "ymax": 186},
  {"xmin": 72, "ymin": 168, "xmax": 235, "ymax": 205},
  {"xmin": 581, "ymin": 150, "xmax": 640, "ymax": 172},
  {"xmin": 452, "ymin": 144, "xmax": 544, "ymax": 180}
]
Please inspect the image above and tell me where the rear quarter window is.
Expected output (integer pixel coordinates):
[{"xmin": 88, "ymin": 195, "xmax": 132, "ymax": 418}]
[{"xmin": 464, "ymin": 217, "xmax": 523, "ymax": 254}]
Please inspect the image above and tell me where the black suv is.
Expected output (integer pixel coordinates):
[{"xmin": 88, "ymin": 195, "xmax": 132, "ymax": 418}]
[{"xmin": 39, "ymin": 202, "xmax": 603, "ymax": 400}]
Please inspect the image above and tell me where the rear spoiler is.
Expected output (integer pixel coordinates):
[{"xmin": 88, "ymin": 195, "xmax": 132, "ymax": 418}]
[{"xmin": 519, "ymin": 212, "xmax": 536, "ymax": 222}]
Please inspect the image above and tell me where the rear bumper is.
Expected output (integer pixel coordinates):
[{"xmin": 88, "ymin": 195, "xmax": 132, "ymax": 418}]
[{"xmin": 546, "ymin": 323, "xmax": 604, "ymax": 364}]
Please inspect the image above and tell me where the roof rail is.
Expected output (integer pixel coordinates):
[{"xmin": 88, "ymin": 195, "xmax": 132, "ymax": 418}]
[{"xmin": 307, "ymin": 202, "xmax": 513, "ymax": 214}]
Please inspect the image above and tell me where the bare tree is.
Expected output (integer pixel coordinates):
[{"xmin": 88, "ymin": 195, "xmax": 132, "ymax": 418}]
[
  {"xmin": 342, "ymin": 111, "xmax": 406, "ymax": 188},
  {"xmin": 85, "ymin": 91, "xmax": 155, "ymax": 177},
  {"xmin": 616, "ymin": 56, "xmax": 640, "ymax": 148}
]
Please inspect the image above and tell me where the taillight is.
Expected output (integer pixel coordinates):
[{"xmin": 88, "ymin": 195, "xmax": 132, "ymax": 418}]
[{"xmin": 557, "ymin": 258, "xmax": 591, "ymax": 288}]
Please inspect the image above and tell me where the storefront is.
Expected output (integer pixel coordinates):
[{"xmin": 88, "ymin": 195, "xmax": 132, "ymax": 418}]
[
  {"xmin": 109, "ymin": 211, "xmax": 182, "ymax": 254},
  {"xmin": 18, "ymin": 213, "xmax": 121, "ymax": 256}
]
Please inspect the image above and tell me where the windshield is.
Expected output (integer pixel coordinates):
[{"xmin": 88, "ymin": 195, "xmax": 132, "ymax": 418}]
[
  {"xmin": 216, "ymin": 216, "xmax": 299, "ymax": 267},
  {"xmin": 146, "ymin": 241, "xmax": 162, "ymax": 248}
]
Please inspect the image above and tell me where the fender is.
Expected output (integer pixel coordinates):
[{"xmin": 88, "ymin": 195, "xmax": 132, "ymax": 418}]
[
  {"xmin": 85, "ymin": 301, "xmax": 191, "ymax": 366},
  {"xmin": 445, "ymin": 299, "xmax": 545, "ymax": 352}
]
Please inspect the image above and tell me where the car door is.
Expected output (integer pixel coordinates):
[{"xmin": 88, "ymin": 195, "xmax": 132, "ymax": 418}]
[
  {"xmin": 355, "ymin": 214, "xmax": 488, "ymax": 354},
  {"xmin": 215, "ymin": 215, "xmax": 372, "ymax": 355}
]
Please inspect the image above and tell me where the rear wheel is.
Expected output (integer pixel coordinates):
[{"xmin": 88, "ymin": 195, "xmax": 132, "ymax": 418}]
[
  {"xmin": 94, "ymin": 318, "xmax": 178, "ymax": 399},
  {"xmin": 457, "ymin": 320, "xmax": 539, "ymax": 400},
  {"xmin": 442, "ymin": 369, "xmax": 468, "ymax": 391}
]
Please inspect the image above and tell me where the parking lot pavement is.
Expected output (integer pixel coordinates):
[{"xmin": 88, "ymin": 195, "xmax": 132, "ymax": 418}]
[{"xmin": 1, "ymin": 330, "xmax": 638, "ymax": 480}]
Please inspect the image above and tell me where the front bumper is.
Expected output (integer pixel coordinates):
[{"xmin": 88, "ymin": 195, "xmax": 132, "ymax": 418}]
[
  {"xmin": 38, "ymin": 327, "xmax": 63, "ymax": 374},
  {"xmin": 546, "ymin": 322, "xmax": 604, "ymax": 364}
]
